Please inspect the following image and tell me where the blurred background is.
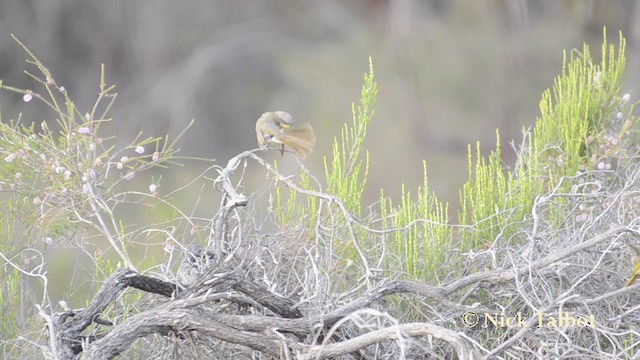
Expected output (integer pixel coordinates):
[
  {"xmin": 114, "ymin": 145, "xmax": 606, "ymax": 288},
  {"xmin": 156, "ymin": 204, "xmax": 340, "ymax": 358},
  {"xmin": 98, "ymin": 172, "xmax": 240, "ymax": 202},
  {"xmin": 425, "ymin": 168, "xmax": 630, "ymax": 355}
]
[{"xmin": 1, "ymin": 0, "xmax": 639, "ymax": 210}]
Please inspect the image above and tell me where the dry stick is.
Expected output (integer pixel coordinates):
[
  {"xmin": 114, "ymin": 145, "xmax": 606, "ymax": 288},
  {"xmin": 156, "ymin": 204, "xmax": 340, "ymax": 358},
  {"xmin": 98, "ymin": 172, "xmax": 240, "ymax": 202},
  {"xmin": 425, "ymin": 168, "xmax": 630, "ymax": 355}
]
[
  {"xmin": 56, "ymin": 270, "xmax": 469, "ymax": 358},
  {"xmin": 87, "ymin": 196, "xmax": 135, "ymax": 270},
  {"xmin": 482, "ymin": 304, "xmax": 555, "ymax": 359},
  {"xmin": 59, "ymin": 224, "xmax": 632, "ymax": 359},
  {"xmin": 474, "ymin": 227, "xmax": 633, "ymax": 358},
  {"xmin": 55, "ymin": 269, "xmax": 138, "ymax": 358},
  {"xmin": 298, "ymin": 322, "xmax": 479, "ymax": 360},
  {"xmin": 80, "ymin": 308, "xmax": 285, "ymax": 360},
  {"xmin": 583, "ymin": 281, "xmax": 640, "ymax": 306},
  {"xmin": 36, "ymin": 304, "xmax": 61, "ymax": 360},
  {"xmin": 80, "ymin": 293, "xmax": 478, "ymax": 360},
  {"xmin": 441, "ymin": 225, "xmax": 630, "ymax": 295},
  {"xmin": 212, "ymin": 153, "xmax": 249, "ymax": 260},
  {"xmin": 182, "ymin": 279, "xmax": 492, "ymax": 335}
]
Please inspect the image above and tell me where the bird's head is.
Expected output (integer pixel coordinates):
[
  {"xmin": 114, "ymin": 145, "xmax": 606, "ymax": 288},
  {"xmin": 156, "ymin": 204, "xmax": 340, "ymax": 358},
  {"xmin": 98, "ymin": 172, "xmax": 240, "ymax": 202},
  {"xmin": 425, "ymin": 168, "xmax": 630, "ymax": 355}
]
[{"xmin": 274, "ymin": 111, "xmax": 295, "ymax": 128}]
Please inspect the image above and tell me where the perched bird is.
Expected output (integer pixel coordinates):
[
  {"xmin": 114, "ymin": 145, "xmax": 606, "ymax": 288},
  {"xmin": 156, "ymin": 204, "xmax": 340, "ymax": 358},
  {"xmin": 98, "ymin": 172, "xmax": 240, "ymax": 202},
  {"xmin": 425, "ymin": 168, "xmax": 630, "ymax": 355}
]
[{"xmin": 255, "ymin": 111, "xmax": 316, "ymax": 158}]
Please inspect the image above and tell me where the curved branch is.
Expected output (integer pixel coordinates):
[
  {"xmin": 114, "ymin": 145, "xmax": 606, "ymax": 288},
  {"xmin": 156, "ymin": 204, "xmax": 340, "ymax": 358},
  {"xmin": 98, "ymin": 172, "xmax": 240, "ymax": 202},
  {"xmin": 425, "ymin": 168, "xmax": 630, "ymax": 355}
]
[
  {"xmin": 80, "ymin": 308, "xmax": 286, "ymax": 360},
  {"xmin": 298, "ymin": 322, "xmax": 478, "ymax": 360}
]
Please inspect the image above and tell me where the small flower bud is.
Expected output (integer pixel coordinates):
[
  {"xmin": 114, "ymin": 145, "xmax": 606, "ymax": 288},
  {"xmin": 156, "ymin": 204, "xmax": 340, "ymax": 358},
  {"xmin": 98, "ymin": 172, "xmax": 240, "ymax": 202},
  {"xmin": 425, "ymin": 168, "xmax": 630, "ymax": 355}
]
[{"xmin": 622, "ymin": 93, "xmax": 631, "ymax": 103}]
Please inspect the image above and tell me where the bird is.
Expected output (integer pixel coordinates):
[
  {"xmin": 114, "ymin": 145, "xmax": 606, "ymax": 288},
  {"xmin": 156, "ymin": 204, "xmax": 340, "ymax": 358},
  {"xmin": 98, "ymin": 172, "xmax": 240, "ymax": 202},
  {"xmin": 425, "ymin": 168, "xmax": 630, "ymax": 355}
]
[{"xmin": 255, "ymin": 111, "xmax": 316, "ymax": 158}]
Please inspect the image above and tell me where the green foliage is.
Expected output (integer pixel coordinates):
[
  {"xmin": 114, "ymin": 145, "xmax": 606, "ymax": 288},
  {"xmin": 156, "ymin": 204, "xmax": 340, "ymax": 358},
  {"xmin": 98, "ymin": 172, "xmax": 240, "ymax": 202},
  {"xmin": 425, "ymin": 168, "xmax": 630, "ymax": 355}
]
[
  {"xmin": 0, "ymin": 38, "xmax": 179, "ymax": 260},
  {"xmin": 0, "ymin": 37, "xmax": 183, "ymax": 348},
  {"xmin": 315, "ymin": 58, "xmax": 377, "ymax": 273},
  {"xmin": 274, "ymin": 58, "xmax": 378, "ymax": 270},
  {"xmin": 299, "ymin": 168, "xmax": 319, "ymax": 227},
  {"xmin": 376, "ymin": 31, "xmax": 631, "ymax": 283},
  {"xmin": 380, "ymin": 161, "xmax": 452, "ymax": 279},
  {"xmin": 0, "ymin": 269, "xmax": 21, "ymax": 340},
  {"xmin": 272, "ymin": 161, "xmax": 320, "ymax": 239},
  {"xmin": 536, "ymin": 31, "xmax": 625, "ymax": 182},
  {"xmin": 274, "ymin": 56, "xmax": 377, "ymax": 230},
  {"xmin": 459, "ymin": 131, "xmax": 510, "ymax": 248},
  {"xmin": 324, "ymin": 57, "xmax": 376, "ymax": 217},
  {"xmin": 458, "ymin": 31, "xmax": 627, "ymax": 248},
  {"xmin": 274, "ymin": 161, "xmax": 298, "ymax": 226}
]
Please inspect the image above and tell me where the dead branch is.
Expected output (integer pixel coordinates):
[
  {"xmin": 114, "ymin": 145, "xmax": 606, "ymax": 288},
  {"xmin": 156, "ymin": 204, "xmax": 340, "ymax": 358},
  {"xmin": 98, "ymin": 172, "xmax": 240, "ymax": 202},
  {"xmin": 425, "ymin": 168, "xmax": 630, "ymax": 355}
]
[
  {"xmin": 54, "ymin": 267, "xmax": 486, "ymax": 359},
  {"xmin": 297, "ymin": 322, "xmax": 478, "ymax": 360},
  {"xmin": 50, "ymin": 221, "xmax": 635, "ymax": 359},
  {"xmin": 40, "ymin": 154, "xmax": 640, "ymax": 359}
]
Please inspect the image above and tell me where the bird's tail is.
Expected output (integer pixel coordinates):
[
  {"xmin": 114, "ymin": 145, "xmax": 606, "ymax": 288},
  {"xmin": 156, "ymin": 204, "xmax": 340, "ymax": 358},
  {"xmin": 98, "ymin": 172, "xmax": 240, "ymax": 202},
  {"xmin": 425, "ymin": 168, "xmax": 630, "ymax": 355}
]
[{"xmin": 280, "ymin": 124, "xmax": 316, "ymax": 158}]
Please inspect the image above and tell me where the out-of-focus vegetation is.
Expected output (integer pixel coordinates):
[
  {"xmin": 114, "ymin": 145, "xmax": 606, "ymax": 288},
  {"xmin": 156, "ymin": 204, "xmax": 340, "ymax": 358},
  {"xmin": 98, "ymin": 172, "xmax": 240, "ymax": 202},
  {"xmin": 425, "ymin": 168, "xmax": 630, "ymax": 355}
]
[{"xmin": 2, "ymin": 0, "xmax": 639, "ymax": 208}]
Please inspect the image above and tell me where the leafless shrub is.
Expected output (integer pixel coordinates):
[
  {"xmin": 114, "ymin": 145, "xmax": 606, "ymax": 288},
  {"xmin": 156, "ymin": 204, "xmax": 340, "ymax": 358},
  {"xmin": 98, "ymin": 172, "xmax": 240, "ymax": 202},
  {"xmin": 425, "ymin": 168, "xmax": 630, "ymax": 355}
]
[{"xmin": 24, "ymin": 150, "xmax": 640, "ymax": 359}]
